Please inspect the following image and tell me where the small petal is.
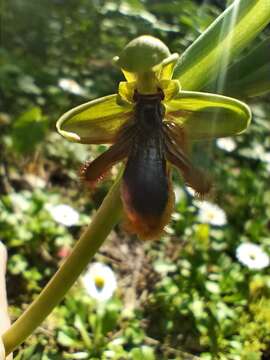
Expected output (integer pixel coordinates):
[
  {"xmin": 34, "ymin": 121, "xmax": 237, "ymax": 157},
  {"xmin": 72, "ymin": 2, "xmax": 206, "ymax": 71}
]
[
  {"xmin": 119, "ymin": 68, "xmax": 137, "ymax": 83},
  {"xmin": 118, "ymin": 81, "xmax": 136, "ymax": 104},
  {"xmin": 57, "ymin": 246, "xmax": 72, "ymax": 259},
  {"xmin": 159, "ymin": 79, "xmax": 181, "ymax": 102}
]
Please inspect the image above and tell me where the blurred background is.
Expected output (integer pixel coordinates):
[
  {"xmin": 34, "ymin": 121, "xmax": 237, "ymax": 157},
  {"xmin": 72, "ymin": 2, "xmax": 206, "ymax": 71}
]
[{"xmin": 1, "ymin": 0, "xmax": 270, "ymax": 359}]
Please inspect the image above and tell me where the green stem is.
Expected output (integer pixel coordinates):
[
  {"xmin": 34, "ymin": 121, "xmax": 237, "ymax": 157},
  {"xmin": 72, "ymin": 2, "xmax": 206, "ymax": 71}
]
[
  {"xmin": 137, "ymin": 71, "xmax": 158, "ymax": 94},
  {"xmin": 2, "ymin": 178, "xmax": 123, "ymax": 356}
]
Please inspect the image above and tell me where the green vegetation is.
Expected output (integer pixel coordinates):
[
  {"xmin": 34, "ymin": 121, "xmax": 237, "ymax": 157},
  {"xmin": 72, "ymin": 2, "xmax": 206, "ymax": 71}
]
[{"xmin": 1, "ymin": 0, "xmax": 270, "ymax": 359}]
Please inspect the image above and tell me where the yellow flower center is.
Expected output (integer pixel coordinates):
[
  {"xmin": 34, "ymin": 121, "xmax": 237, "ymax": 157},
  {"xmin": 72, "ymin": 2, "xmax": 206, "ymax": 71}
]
[
  {"xmin": 207, "ymin": 212, "xmax": 215, "ymax": 220},
  {"xmin": 94, "ymin": 275, "xmax": 105, "ymax": 290}
]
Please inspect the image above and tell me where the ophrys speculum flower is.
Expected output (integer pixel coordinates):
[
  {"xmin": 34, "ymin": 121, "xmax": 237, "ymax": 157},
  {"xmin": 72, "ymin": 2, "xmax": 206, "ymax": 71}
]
[{"xmin": 57, "ymin": 35, "xmax": 251, "ymax": 240}]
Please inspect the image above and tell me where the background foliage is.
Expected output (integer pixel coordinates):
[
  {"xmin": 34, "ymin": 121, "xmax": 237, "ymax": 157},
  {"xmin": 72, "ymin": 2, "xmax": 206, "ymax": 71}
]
[{"xmin": 1, "ymin": 0, "xmax": 270, "ymax": 359}]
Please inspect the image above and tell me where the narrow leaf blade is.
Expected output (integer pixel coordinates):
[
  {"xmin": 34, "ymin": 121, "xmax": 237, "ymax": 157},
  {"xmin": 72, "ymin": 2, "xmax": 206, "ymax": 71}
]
[
  {"xmin": 174, "ymin": 0, "xmax": 270, "ymax": 91},
  {"xmin": 221, "ymin": 37, "xmax": 270, "ymax": 97}
]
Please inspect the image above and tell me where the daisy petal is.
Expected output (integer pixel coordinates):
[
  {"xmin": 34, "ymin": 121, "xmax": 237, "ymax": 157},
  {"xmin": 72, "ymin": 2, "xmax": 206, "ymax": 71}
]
[
  {"xmin": 56, "ymin": 94, "xmax": 133, "ymax": 144},
  {"xmin": 165, "ymin": 91, "xmax": 251, "ymax": 140},
  {"xmin": 196, "ymin": 201, "xmax": 227, "ymax": 226}
]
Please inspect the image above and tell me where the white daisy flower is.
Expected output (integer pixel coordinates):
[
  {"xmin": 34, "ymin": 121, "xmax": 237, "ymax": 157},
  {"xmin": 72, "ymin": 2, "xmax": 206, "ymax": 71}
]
[
  {"xmin": 216, "ymin": 137, "xmax": 237, "ymax": 152},
  {"xmin": 197, "ymin": 201, "xmax": 227, "ymax": 226},
  {"xmin": 47, "ymin": 204, "xmax": 79, "ymax": 227},
  {"xmin": 82, "ymin": 262, "xmax": 117, "ymax": 302},
  {"xmin": 58, "ymin": 78, "xmax": 86, "ymax": 96},
  {"xmin": 236, "ymin": 243, "xmax": 270, "ymax": 270}
]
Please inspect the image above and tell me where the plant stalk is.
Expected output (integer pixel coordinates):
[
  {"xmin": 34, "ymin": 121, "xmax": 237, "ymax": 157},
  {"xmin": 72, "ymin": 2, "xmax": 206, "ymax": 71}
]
[{"xmin": 2, "ymin": 178, "xmax": 123, "ymax": 356}]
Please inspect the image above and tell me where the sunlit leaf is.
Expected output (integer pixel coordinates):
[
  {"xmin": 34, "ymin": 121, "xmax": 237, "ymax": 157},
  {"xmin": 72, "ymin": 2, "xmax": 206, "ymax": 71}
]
[
  {"xmin": 56, "ymin": 94, "xmax": 132, "ymax": 144},
  {"xmin": 221, "ymin": 37, "xmax": 270, "ymax": 97},
  {"xmin": 165, "ymin": 91, "xmax": 251, "ymax": 140},
  {"xmin": 174, "ymin": 0, "xmax": 270, "ymax": 90}
]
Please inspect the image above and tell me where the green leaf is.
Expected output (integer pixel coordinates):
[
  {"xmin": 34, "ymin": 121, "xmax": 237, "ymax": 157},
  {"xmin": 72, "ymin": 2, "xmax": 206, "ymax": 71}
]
[
  {"xmin": 221, "ymin": 37, "xmax": 270, "ymax": 98},
  {"xmin": 174, "ymin": 0, "xmax": 270, "ymax": 91},
  {"xmin": 165, "ymin": 91, "xmax": 251, "ymax": 140},
  {"xmin": 14, "ymin": 344, "xmax": 37, "ymax": 359},
  {"xmin": 56, "ymin": 94, "xmax": 132, "ymax": 144},
  {"xmin": 11, "ymin": 107, "xmax": 47, "ymax": 154},
  {"xmin": 57, "ymin": 330, "xmax": 78, "ymax": 347},
  {"xmin": 101, "ymin": 301, "xmax": 121, "ymax": 334},
  {"xmin": 131, "ymin": 346, "xmax": 155, "ymax": 360},
  {"xmin": 74, "ymin": 315, "xmax": 92, "ymax": 349}
]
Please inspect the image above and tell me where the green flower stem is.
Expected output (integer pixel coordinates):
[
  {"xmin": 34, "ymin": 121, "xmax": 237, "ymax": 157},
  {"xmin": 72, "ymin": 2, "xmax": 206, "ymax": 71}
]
[
  {"xmin": 137, "ymin": 71, "xmax": 157, "ymax": 94},
  {"xmin": 2, "ymin": 178, "xmax": 123, "ymax": 356}
]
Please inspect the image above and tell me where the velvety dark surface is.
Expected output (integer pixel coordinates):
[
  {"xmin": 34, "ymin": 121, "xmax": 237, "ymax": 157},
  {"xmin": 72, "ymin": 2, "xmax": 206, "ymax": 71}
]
[{"xmin": 123, "ymin": 94, "xmax": 169, "ymax": 217}]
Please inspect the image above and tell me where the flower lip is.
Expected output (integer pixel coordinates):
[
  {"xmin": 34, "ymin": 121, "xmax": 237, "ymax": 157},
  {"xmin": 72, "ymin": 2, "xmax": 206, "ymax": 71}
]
[
  {"xmin": 56, "ymin": 36, "xmax": 252, "ymax": 240},
  {"xmin": 114, "ymin": 35, "xmax": 171, "ymax": 73}
]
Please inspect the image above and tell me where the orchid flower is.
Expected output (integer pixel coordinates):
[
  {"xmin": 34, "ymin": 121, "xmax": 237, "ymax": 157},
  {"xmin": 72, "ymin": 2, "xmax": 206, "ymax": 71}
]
[{"xmin": 57, "ymin": 35, "xmax": 251, "ymax": 240}]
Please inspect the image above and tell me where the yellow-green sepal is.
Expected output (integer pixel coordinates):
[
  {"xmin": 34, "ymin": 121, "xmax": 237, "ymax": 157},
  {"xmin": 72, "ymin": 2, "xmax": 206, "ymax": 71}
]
[
  {"xmin": 165, "ymin": 91, "xmax": 251, "ymax": 140},
  {"xmin": 117, "ymin": 81, "xmax": 136, "ymax": 105},
  {"xmin": 160, "ymin": 79, "xmax": 181, "ymax": 102},
  {"xmin": 56, "ymin": 94, "xmax": 132, "ymax": 144}
]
